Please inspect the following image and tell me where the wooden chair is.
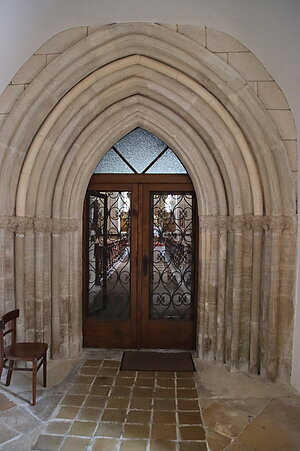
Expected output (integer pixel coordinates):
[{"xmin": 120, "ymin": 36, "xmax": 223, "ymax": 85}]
[{"xmin": 0, "ymin": 309, "xmax": 48, "ymax": 405}]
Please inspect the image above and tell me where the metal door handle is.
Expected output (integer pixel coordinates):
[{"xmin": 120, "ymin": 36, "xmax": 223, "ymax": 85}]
[{"xmin": 142, "ymin": 255, "xmax": 148, "ymax": 275}]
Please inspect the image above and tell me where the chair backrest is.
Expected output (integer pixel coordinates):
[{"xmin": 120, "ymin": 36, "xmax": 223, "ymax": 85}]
[{"xmin": 0, "ymin": 309, "xmax": 19, "ymax": 353}]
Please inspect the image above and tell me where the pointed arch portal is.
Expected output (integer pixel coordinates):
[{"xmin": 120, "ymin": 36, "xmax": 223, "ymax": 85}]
[{"xmin": 0, "ymin": 23, "xmax": 296, "ymax": 381}]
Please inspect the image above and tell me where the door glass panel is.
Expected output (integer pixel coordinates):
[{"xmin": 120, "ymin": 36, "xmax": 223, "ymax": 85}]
[
  {"xmin": 87, "ymin": 191, "xmax": 131, "ymax": 319},
  {"xmin": 151, "ymin": 193, "xmax": 194, "ymax": 320}
]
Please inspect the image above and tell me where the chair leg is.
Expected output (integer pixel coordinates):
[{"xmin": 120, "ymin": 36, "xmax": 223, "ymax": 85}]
[
  {"xmin": 6, "ymin": 360, "xmax": 14, "ymax": 386},
  {"xmin": 42, "ymin": 353, "xmax": 47, "ymax": 387},
  {"xmin": 32, "ymin": 360, "xmax": 37, "ymax": 406}
]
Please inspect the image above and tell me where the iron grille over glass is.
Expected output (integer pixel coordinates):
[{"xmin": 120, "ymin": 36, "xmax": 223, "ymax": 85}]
[
  {"xmin": 87, "ymin": 191, "xmax": 131, "ymax": 319},
  {"xmin": 151, "ymin": 193, "xmax": 194, "ymax": 320},
  {"xmin": 94, "ymin": 128, "xmax": 187, "ymax": 174}
]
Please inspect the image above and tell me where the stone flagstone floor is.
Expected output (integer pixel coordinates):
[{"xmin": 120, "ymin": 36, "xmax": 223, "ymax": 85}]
[{"xmin": 0, "ymin": 350, "xmax": 300, "ymax": 450}]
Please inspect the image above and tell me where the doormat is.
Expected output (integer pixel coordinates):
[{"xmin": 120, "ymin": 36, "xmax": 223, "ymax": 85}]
[{"xmin": 120, "ymin": 351, "xmax": 195, "ymax": 372}]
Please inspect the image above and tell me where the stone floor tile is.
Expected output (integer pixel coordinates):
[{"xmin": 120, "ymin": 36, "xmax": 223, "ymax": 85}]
[
  {"xmin": 90, "ymin": 385, "xmax": 111, "ymax": 396},
  {"xmin": 153, "ymin": 399, "xmax": 176, "ymax": 410},
  {"xmin": 206, "ymin": 428, "xmax": 231, "ymax": 451},
  {"xmin": 177, "ymin": 379, "xmax": 196, "ymax": 388},
  {"xmin": 232, "ymin": 417, "xmax": 300, "ymax": 451},
  {"xmin": 77, "ymin": 407, "xmax": 103, "ymax": 421},
  {"xmin": 32, "ymin": 434, "xmax": 64, "ymax": 450},
  {"xmin": 61, "ymin": 394, "xmax": 86, "ymax": 406},
  {"xmin": 102, "ymin": 360, "xmax": 120, "ymax": 368},
  {"xmin": 0, "ymin": 422, "xmax": 18, "ymax": 445},
  {"xmin": 137, "ymin": 371, "xmax": 156, "ymax": 377},
  {"xmin": 176, "ymin": 372, "xmax": 195, "ymax": 378},
  {"xmin": 69, "ymin": 420, "xmax": 97, "ymax": 436},
  {"xmin": 177, "ymin": 399, "xmax": 200, "ymax": 410},
  {"xmin": 94, "ymin": 376, "xmax": 115, "ymax": 386},
  {"xmin": 0, "ymin": 406, "xmax": 41, "ymax": 432},
  {"xmin": 179, "ymin": 442, "xmax": 208, "ymax": 451},
  {"xmin": 118, "ymin": 370, "xmax": 136, "ymax": 377},
  {"xmin": 155, "ymin": 388, "xmax": 175, "ymax": 398},
  {"xmin": 92, "ymin": 437, "xmax": 119, "ymax": 450},
  {"xmin": 130, "ymin": 397, "xmax": 153, "ymax": 410},
  {"xmin": 126, "ymin": 409, "xmax": 151, "ymax": 423},
  {"xmin": 259, "ymin": 397, "xmax": 300, "ymax": 432},
  {"xmin": 75, "ymin": 375, "xmax": 94, "ymax": 384},
  {"xmin": 68, "ymin": 383, "xmax": 91, "ymax": 395},
  {"xmin": 202, "ymin": 400, "xmax": 252, "ymax": 437},
  {"xmin": 102, "ymin": 408, "xmax": 127, "ymax": 422},
  {"xmin": 179, "ymin": 425, "xmax": 206, "ymax": 440},
  {"xmin": 56, "ymin": 406, "xmax": 80, "ymax": 419},
  {"xmin": 95, "ymin": 422, "xmax": 123, "ymax": 437},
  {"xmin": 120, "ymin": 439, "xmax": 147, "ymax": 450},
  {"xmin": 151, "ymin": 423, "xmax": 177, "ymax": 440},
  {"xmin": 45, "ymin": 420, "xmax": 71, "ymax": 434},
  {"xmin": 123, "ymin": 423, "xmax": 150, "ymax": 439},
  {"xmin": 99, "ymin": 368, "xmax": 119, "ymax": 376},
  {"xmin": 152, "ymin": 410, "xmax": 176, "ymax": 423},
  {"xmin": 155, "ymin": 378, "xmax": 175, "ymax": 388},
  {"xmin": 177, "ymin": 388, "xmax": 198, "ymax": 398},
  {"xmin": 84, "ymin": 395, "xmax": 107, "ymax": 408},
  {"xmin": 60, "ymin": 436, "xmax": 91, "ymax": 450},
  {"xmin": 111, "ymin": 386, "xmax": 131, "ymax": 397},
  {"xmin": 150, "ymin": 440, "xmax": 177, "ymax": 450},
  {"xmin": 0, "ymin": 393, "xmax": 16, "ymax": 411},
  {"xmin": 114, "ymin": 377, "xmax": 135, "ymax": 386},
  {"xmin": 132, "ymin": 387, "xmax": 154, "ymax": 397},
  {"xmin": 80, "ymin": 366, "xmax": 99, "ymax": 375},
  {"xmin": 178, "ymin": 411, "xmax": 203, "ymax": 425},
  {"xmin": 83, "ymin": 359, "xmax": 103, "ymax": 366},
  {"xmin": 106, "ymin": 397, "xmax": 130, "ymax": 409},
  {"xmin": 135, "ymin": 378, "xmax": 155, "ymax": 387}
]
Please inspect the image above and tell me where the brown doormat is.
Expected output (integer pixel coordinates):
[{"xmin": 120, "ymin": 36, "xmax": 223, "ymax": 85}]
[{"xmin": 120, "ymin": 351, "xmax": 195, "ymax": 372}]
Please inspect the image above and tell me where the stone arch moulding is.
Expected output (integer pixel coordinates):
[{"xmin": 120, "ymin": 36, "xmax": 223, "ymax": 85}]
[{"xmin": 0, "ymin": 23, "xmax": 296, "ymax": 382}]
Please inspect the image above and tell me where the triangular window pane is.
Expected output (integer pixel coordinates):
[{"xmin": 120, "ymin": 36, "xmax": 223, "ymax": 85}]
[
  {"xmin": 146, "ymin": 148, "xmax": 187, "ymax": 174},
  {"xmin": 94, "ymin": 148, "xmax": 134, "ymax": 174},
  {"xmin": 114, "ymin": 128, "xmax": 166, "ymax": 173}
]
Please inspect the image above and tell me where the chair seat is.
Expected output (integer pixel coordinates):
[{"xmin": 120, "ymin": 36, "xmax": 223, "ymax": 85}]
[{"xmin": 4, "ymin": 342, "xmax": 48, "ymax": 360}]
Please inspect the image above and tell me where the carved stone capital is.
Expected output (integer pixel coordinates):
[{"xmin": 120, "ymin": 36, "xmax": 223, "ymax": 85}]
[
  {"xmin": 0, "ymin": 215, "xmax": 16, "ymax": 231},
  {"xmin": 15, "ymin": 217, "xmax": 34, "ymax": 234},
  {"xmin": 267, "ymin": 216, "xmax": 293, "ymax": 232},
  {"xmin": 52, "ymin": 218, "xmax": 80, "ymax": 234},
  {"xmin": 229, "ymin": 216, "xmax": 245, "ymax": 232},
  {"xmin": 34, "ymin": 218, "xmax": 52, "ymax": 234}
]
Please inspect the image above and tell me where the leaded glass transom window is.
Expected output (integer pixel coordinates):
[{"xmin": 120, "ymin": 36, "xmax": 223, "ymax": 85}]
[{"xmin": 94, "ymin": 128, "xmax": 187, "ymax": 174}]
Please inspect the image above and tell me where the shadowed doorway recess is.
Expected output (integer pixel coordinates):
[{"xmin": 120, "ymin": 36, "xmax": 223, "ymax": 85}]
[{"xmin": 83, "ymin": 128, "xmax": 197, "ymax": 350}]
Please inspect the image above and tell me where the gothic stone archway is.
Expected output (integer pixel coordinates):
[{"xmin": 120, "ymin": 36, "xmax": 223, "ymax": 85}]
[{"xmin": 0, "ymin": 23, "xmax": 296, "ymax": 381}]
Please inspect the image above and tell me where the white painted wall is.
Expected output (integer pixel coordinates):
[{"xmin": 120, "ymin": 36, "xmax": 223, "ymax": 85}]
[{"xmin": 0, "ymin": 0, "xmax": 299, "ymax": 390}]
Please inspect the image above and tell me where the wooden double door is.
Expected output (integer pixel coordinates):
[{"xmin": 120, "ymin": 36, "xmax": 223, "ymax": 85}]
[{"xmin": 83, "ymin": 174, "xmax": 197, "ymax": 349}]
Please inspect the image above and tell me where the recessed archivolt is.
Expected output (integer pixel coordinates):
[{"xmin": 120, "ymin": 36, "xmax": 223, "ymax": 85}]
[
  {"xmin": 0, "ymin": 23, "xmax": 294, "ymax": 219},
  {"xmin": 15, "ymin": 55, "xmax": 261, "ymax": 220}
]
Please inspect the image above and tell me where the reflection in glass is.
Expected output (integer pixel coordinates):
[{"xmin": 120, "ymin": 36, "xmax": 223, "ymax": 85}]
[
  {"xmin": 151, "ymin": 193, "xmax": 194, "ymax": 320},
  {"xmin": 87, "ymin": 191, "xmax": 131, "ymax": 319}
]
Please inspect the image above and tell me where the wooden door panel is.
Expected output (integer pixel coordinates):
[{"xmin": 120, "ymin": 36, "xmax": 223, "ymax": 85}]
[
  {"xmin": 83, "ymin": 176, "xmax": 197, "ymax": 350},
  {"xmin": 139, "ymin": 184, "xmax": 196, "ymax": 349}
]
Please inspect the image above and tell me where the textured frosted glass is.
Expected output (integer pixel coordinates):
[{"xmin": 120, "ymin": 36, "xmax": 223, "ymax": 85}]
[
  {"xmin": 147, "ymin": 148, "xmax": 187, "ymax": 174},
  {"xmin": 94, "ymin": 128, "xmax": 187, "ymax": 174},
  {"xmin": 94, "ymin": 148, "xmax": 134, "ymax": 174},
  {"xmin": 114, "ymin": 128, "xmax": 166, "ymax": 173}
]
